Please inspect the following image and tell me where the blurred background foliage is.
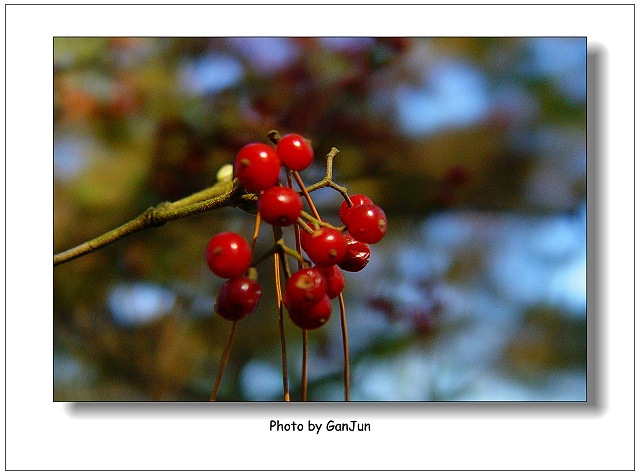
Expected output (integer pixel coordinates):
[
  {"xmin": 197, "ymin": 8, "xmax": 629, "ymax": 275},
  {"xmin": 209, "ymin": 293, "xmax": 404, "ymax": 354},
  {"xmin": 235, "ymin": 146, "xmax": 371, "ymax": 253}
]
[{"xmin": 53, "ymin": 37, "xmax": 586, "ymax": 401}]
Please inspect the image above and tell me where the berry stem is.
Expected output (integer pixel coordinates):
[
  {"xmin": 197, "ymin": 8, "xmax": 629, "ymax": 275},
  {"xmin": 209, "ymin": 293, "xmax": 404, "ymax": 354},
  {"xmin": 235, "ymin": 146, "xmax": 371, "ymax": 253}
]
[
  {"xmin": 273, "ymin": 229, "xmax": 291, "ymax": 402},
  {"xmin": 293, "ymin": 171, "xmax": 322, "ymax": 221},
  {"xmin": 288, "ymin": 168, "xmax": 308, "ymax": 403},
  {"xmin": 299, "ymin": 210, "xmax": 346, "ymax": 232},
  {"xmin": 251, "ymin": 212, "xmax": 261, "ymax": 253},
  {"xmin": 328, "ymin": 181, "xmax": 354, "ymax": 207},
  {"xmin": 250, "ymin": 244, "xmax": 278, "ymax": 267},
  {"xmin": 210, "ymin": 320, "xmax": 238, "ymax": 401},
  {"xmin": 280, "ymin": 244, "xmax": 310, "ymax": 268},
  {"xmin": 278, "ymin": 246, "xmax": 294, "ymax": 278},
  {"xmin": 323, "ymin": 147, "xmax": 340, "ymax": 181},
  {"xmin": 267, "ymin": 129, "xmax": 281, "ymax": 145},
  {"xmin": 251, "ymin": 241, "xmax": 309, "ymax": 269},
  {"xmin": 286, "ymin": 169, "xmax": 304, "ymax": 270},
  {"xmin": 338, "ymin": 292, "xmax": 350, "ymax": 402},
  {"xmin": 304, "ymin": 179, "xmax": 353, "ymax": 207},
  {"xmin": 302, "ymin": 329, "xmax": 308, "ymax": 401},
  {"xmin": 293, "ymin": 223, "xmax": 303, "ymax": 266},
  {"xmin": 296, "ymin": 218, "xmax": 314, "ymax": 234},
  {"xmin": 301, "ymin": 146, "xmax": 352, "ymax": 207}
]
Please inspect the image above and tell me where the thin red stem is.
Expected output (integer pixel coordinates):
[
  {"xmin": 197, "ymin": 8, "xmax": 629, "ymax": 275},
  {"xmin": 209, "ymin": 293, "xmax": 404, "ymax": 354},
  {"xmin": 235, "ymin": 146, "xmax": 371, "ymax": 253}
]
[
  {"xmin": 251, "ymin": 212, "xmax": 261, "ymax": 253},
  {"xmin": 287, "ymin": 169, "xmax": 308, "ymax": 402},
  {"xmin": 338, "ymin": 293, "xmax": 350, "ymax": 402},
  {"xmin": 273, "ymin": 249, "xmax": 291, "ymax": 402},
  {"xmin": 210, "ymin": 320, "xmax": 238, "ymax": 401},
  {"xmin": 294, "ymin": 171, "xmax": 321, "ymax": 221},
  {"xmin": 286, "ymin": 169, "xmax": 304, "ymax": 269},
  {"xmin": 302, "ymin": 329, "xmax": 308, "ymax": 401}
]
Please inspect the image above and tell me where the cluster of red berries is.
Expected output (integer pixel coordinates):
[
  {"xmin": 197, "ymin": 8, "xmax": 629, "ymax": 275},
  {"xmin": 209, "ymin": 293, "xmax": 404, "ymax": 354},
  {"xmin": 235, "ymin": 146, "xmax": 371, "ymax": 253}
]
[{"xmin": 205, "ymin": 133, "xmax": 387, "ymax": 330}]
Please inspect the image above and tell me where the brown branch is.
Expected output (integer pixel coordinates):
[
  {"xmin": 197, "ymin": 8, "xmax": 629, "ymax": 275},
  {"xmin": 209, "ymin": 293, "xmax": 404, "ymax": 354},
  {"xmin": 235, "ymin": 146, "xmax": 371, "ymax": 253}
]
[
  {"xmin": 299, "ymin": 148, "xmax": 353, "ymax": 207},
  {"xmin": 54, "ymin": 144, "xmax": 349, "ymax": 268},
  {"xmin": 53, "ymin": 180, "xmax": 241, "ymax": 267}
]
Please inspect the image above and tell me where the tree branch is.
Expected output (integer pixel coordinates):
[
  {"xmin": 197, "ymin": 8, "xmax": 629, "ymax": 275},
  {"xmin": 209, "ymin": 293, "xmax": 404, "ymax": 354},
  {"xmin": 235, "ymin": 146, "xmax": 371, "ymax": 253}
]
[
  {"xmin": 53, "ymin": 180, "xmax": 241, "ymax": 267},
  {"xmin": 54, "ymin": 144, "xmax": 350, "ymax": 268}
]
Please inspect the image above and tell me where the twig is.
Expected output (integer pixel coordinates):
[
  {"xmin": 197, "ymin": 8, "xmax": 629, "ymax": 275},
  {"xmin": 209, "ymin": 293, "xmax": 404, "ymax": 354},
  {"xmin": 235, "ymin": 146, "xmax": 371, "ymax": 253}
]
[
  {"xmin": 296, "ymin": 218, "xmax": 314, "ymax": 234},
  {"xmin": 299, "ymin": 210, "xmax": 345, "ymax": 232},
  {"xmin": 302, "ymin": 148, "xmax": 353, "ymax": 207},
  {"xmin": 251, "ymin": 212, "xmax": 261, "ymax": 253},
  {"xmin": 280, "ymin": 244, "xmax": 310, "ymax": 268},
  {"xmin": 53, "ymin": 181, "xmax": 239, "ymax": 267},
  {"xmin": 55, "ymin": 145, "xmax": 351, "ymax": 268}
]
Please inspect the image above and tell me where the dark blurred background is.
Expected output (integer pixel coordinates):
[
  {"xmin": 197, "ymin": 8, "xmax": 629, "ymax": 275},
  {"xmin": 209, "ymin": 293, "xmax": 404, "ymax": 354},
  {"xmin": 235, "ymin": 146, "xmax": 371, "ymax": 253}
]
[{"xmin": 53, "ymin": 37, "xmax": 586, "ymax": 401}]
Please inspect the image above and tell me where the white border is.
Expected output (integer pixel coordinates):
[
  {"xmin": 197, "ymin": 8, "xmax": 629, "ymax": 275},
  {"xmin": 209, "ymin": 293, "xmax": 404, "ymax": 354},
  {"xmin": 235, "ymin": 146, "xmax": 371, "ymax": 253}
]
[{"xmin": 6, "ymin": 3, "xmax": 634, "ymax": 471}]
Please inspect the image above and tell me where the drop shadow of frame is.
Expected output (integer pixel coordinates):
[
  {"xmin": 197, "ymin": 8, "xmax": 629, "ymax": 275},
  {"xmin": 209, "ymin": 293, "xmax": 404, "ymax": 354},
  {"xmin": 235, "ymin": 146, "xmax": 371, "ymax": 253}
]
[{"xmin": 67, "ymin": 46, "xmax": 603, "ymax": 417}]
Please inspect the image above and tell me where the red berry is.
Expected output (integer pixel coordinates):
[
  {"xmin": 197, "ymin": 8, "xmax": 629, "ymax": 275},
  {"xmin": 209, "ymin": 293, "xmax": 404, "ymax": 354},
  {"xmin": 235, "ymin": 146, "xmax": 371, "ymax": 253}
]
[
  {"xmin": 216, "ymin": 276, "xmax": 262, "ymax": 321},
  {"xmin": 338, "ymin": 234, "xmax": 371, "ymax": 272},
  {"xmin": 317, "ymin": 265, "xmax": 345, "ymax": 299},
  {"xmin": 234, "ymin": 143, "xmax": 281, "ymax": 193},
  {"xmin": 302, "ymin": 228, "xmax": 348, "ymax": 266},
  {"xmin": 344, "ymin": 204, "xmax": 387, "ymax": 244},
  {"xmin": 284, "ymin": 268, "xmax": 327, "ymax": 308},
  {"xmin": 205, "ymin": 232, "xmax": 252, "ymax": 278},
  {"xmin": 299, "ymin": 227, "xmax": 313, "ymax": 249},
  {"xmin": 276, "ymin": 133, "xmax": 314, "ymax": 171},
  {"xmin": 339, "ymin": 194, "xmax": 373, "ymax": 225},
  {"xmin": 258, "ymin": 186, "xmax": 303, "ymax": 226},
  {"xmin": 287, "ymin": 294, "xmax": 332, "ymax": 330}
]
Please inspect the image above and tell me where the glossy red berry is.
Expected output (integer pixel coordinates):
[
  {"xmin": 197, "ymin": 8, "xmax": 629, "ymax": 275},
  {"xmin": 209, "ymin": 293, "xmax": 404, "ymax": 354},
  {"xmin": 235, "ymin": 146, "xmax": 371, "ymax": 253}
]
[
  {"xmin": 216, "ymin": 276, "xmax": 262, "ymax": 321},
  {"xmin": 302, "ymin": 228, "xmax": 348, "ymax": 266},
  {"xmin": 344, "ymin": 204, "xmax": 387, "ymax": 244},
  {"xmin": 284, "ymin": 268, "xmax": 327, "ymax": 308},
  {"xmin": 287, "ymin": 294, "xmax": 332, "ymax": 330},
  {"xmin": 339, "ymin": 194, "xmax": 373, "ymax": 225},
  {"xmin": 205, "ymin": 232, "xmax": 252, "ymax": 278},
  {"xmin": 234, "ymin": 143, "xmax": 281, "ymax": 193},
  {"xmin": 276, "ymin": 133, "xmax": 314, "ymax": 171},
  {"xmin": 258, "ymin": 186, "xmax": 303, "ymax": 226},
  {"xmin": 338, "ymin": 234, "xmax": 371, "ymax": 272},
  {"xmin": 299, "ymin": 227, "xmax": 313, "ymax": 249},
  {"xmin": 317, "ymin": 265, "xmax": 345, "ymax": 299}
]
